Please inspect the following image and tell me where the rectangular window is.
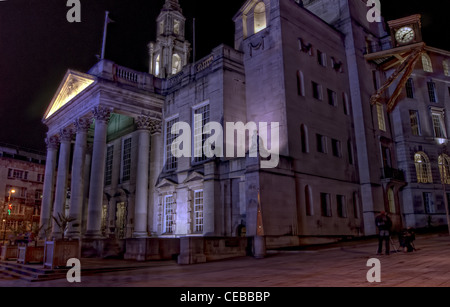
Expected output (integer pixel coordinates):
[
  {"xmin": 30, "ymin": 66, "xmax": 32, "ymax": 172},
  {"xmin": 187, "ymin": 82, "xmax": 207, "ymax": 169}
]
[
  {"xmin": 316, "ymin": 134, "xmax": 327, "ymax": 154},
  {"xmin": 423, "ymin": 192, "xmax": 435, "ymax": 214},
  {"xmin": 166, "ymin": 117, "xmax": 179, "ymax": 171},
  {"xmin": 105, "ymin": 145, "xmax": 114, "ymax": 186},
  {"xmin": 331, "ymin": 139, "xmax": 341, "ymax": 157},
  {"xmin": 164, "ymin": 195, "xmax": 175, "ymax": 234},
  {"xmin": 432, "ymin": 112, "xmax": 447, "ymax": 139},
  {"xmin": 317, "ymin": 50, "xmax": 327, "ymax": 67},
  {"xmin": 428, "ymin": 81, "xmax": 438, "ymax": 103},
  {"xmin": 37, "ymin": 174, "xmax": 45, "ymax": 183},
  {"xmin": 409, "ymin": 110, "xmax": 421, "ymax": 136},
  {"xmin": 296, "ymin": 71, "xmax": 305, "ymax": 96},
  {"xmin": 8, "ymin": 169, "xmax": 24, "ymax": 180},
  {"xmin": 327, "ymin": 89, "xmax": 337, "ymax": 107},
  {"xmin": 337, "ymin": 195, "xmax": 347, "ymax": 218},
  {"xmin": 193, "ymin": 104, "xmax": 210, "ymax": 163},
  {"xmin": 377, "ymin": 103, "xmax": 386, "ymax": 131},
  {"xmin": 372, "ymin": 70, "xmax": 379, "ymax": 91},
  {"xmin": 320, "ymin": 193, "xmax": 332, "ymax": 217},
  {"xmin": 406, "ymin": 78, "xmax": 415, "ymax": 99},
  {"xmin": 343, "ymin": 93, "xmax": 350, "ymax": 115},
  {"xmin": 194, "ymin": 190, "xmax": 204, "ymax": 233},
  {"xmin": 347, "ymin": 140, "xmax": 354, "ymax": 165},
  {"xmin": 312, "ymin": 82, "xmax": 323, "ymax": 100},
  {"xmin": 121, "ymin": 138, "xmax": 132, "ymax": 182}
]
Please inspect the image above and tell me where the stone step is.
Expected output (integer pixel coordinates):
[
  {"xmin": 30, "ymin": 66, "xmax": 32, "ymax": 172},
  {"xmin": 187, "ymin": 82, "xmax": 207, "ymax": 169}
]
[{"xmin": 0, "ymin": 261, "xmax": 69, "ymax": 282}]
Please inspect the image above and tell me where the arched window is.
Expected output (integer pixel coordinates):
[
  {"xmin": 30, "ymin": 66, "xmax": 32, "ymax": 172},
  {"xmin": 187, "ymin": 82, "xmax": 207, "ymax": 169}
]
[
  {"xmin": 414, "ymin": 152, "xmax": 433, "ymax": 183},
  {"xmin": 422, "ymin": 54, "xmax": 433, "ymax": 73},
  {"xmin": 438, "ymin": 154, "xmax": 450, "ymax": 184},
  {"xmin": 443, "ymin": 60, "xmax": 450, "ymax": 77},
  {"xmin": 305, "ymin": 185, "xmax": 313, "ymax": 216},
  {"xmin": 388, "ymin": 187, "xmax": 396, "ymax": 214},
  {"xmin": 254, "ymin": 2, "xmax": 267, "ymax": 34},
  {"xmin": 300, "ymin": 124, "xmax": 309, "ymax": 153},
  {"xmin": 155, "ymin": 54, "xmax": 161, "ymax": 76},
  {"xmin": 172, "ymin": 54, "xmax": 181, "ymax": 75}
]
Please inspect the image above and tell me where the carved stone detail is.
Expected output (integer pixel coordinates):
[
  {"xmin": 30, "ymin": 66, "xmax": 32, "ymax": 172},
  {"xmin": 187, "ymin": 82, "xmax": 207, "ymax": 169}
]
[
  {"xmin": 136, "ymin": 115, "xmax": 152, "ymax": 131},
  {"xmin": 93, "ymin": 106, "xmax": 112, "ymax": 123},
  {"xmin": 150, "ymin": 119, "xmax": 162, "ymax": 135},
  {"xmin": 59, "ymin": 128, "xmax": 74, "ymax": 143},
  {"xmin": 45, "ymin": 136, "xmax": 60, "ymax": 150},
  {"xmin": 74, "ymin": 117, "xmax": 92, "ymax": 133}
]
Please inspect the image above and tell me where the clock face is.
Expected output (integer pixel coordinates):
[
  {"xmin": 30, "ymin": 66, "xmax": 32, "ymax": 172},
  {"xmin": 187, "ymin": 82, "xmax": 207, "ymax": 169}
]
[{"xmin": 395, "ymin": 26, "xmax": 415, "ymax": 44}]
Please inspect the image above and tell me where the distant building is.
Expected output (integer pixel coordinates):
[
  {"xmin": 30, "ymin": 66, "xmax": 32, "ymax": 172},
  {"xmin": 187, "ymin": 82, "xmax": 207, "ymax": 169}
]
[
  {"xmin": 0, "ymin": 143, "xmax": 45, "ymax": 243},
  {"xmin": 38, "ymin": 0, "xmax": 450, "ymax": 260}
]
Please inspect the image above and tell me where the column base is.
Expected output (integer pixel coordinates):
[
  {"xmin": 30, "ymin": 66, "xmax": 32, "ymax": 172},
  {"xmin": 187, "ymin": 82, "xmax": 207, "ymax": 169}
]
[
  {"xmin": 83, "ymin": 230, "xmax": 104, "ymax": 240},
  {"xmin": 133, "ymin": 232, "xmax": 150, "ymax": 239}
]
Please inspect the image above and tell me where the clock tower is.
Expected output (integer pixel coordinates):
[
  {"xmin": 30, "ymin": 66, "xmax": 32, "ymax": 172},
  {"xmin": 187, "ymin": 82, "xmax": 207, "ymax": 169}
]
[
  {"xmin": 148, "ymin": 0, "xmax": 191, "ymax": 78},
  {"xmin": 388, "ymin": 14, "xmax": 423, "ymax": 48}
]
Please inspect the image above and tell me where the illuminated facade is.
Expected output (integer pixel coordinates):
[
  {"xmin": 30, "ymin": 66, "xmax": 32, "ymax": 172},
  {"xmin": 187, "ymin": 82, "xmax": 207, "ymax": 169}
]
[
  {"xmin": 0, "ymin": 144, "xmax": 45, "ymax": 243},
  {"xmin": 39, "ymin": 0, "xmax": 450, "ymax": 260}
]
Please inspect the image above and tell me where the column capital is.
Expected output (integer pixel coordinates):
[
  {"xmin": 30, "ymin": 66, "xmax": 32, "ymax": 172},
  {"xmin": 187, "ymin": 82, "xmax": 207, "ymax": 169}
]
[
  {"xmin": 136, "ymin": 116, "xmax": 162, "ymax": 135},
  {"xmin": 45, "ymin": 136, "xmax": 60, "ymax": 150},
  {"xmin": 93, "ymin": 106, "xmax": 112, "ymax": 123},
  {"xmin": 59, "ymin": 128, "xmax": 74, "ymax": 143},
  {"xmin": 150, "ymin": 119, "xmax": 162, "ymax": 135},
  {"xmin": 74, "ymin": 117, "xmax": 92, "ymax": 133}
]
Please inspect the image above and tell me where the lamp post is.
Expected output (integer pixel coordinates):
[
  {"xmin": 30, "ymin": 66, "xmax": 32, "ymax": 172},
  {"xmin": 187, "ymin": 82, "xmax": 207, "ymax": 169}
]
[{"xmin": 2, "ymin": 188, "xmax": 16, "ymax": 245}]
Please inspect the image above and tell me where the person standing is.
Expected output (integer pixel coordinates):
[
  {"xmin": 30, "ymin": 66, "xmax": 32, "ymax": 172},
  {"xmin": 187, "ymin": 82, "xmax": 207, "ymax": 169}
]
[{"xmin": 375, "ymin": 211, "xmax": 392, "ymax": 255}]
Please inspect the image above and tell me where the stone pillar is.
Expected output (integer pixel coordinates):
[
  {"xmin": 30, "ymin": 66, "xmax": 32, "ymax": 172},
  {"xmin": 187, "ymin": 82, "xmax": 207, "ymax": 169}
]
[
  {"xmin": 133, "ymin": 116, "xmax": 152, "ymax": 238},
  {"xmin": 148, "ymin": 119, "xmax": 162, "ymax": 235},
  {"xmin": 81, "ymin": 145, "xmax": 92, "ymax": 236},
  {"xmin": 39, "ymin": 136, "xmax": 59, "ymax": 239},
  {"xmin": 67, "ymin": 117, "xmax": 91, "ymax": 238},
  {"xmin": 52, "ymin": 128, "xmax": 73, "ymax": 239},
  {"xmin": 85, "ymin": 106, "xmax": 111, "ymax": 238}
]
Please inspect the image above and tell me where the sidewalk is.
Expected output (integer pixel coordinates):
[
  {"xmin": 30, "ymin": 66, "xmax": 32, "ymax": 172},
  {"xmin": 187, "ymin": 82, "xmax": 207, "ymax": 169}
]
[{"xmin": 1, "ymin": 232, "xmax": 449, "ymax": 287}]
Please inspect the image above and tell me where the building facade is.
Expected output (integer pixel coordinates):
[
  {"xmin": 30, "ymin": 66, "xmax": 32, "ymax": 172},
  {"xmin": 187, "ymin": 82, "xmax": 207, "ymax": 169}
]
[
  {"xmin": 38, "ymin": 0, "xmax": 450, "ymax": 259},
  {"xmin": 0, "ymin": 144, "xmax": 45, "ymax": 243}
]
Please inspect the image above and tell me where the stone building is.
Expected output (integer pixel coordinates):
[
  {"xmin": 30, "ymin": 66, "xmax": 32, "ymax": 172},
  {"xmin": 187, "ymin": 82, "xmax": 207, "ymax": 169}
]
[
  {"xmin": 38, "ymin": 0, "xmax": 450, "ymax": 260},
  {"xmin": 0, "ymin": 144, "xmax": 45, "ymax": 243}
]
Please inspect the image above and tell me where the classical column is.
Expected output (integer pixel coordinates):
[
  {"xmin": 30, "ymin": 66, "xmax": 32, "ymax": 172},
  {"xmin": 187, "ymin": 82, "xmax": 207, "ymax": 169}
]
[
  {"xmin": 148, "ymin": 119, "xmax": 163, "ymax": 235},
  {"xmin": 81, "ymin": 145, "xmax": 92, "ymax": 235},
  {"xmin": 52, "ymin": 128, "xmax": 73, "ymax": 239},
  {"xmin": 133, "ymin": 116, "xmax": 152, "ymax": 238},
  {"xmin": 39, "ymin": 136, "xmax": 59, "ymax": 239},
  {"xmin": 85, "ymin": 106, "xmax": 111, "ymax": 238},
  {"xmin": 67, "ymin": 117, "xmax": 91, "ymax": 238}
]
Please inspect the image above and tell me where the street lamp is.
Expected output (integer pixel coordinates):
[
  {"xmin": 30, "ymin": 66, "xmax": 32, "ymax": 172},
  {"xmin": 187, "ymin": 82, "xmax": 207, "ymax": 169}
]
[{"xmin": 2, "ymin": 188, "xmax": 16, "ymax": 245}]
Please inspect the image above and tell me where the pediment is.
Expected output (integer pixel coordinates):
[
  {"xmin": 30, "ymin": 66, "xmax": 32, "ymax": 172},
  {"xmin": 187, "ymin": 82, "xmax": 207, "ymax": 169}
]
[
  {"xmin": 182, "ymin": 171, "xmax": 204, "ymax": 184},
  {"xmin": 43, "ymin": 70, "xmax": 96, "ymax": 120},
  {"xmin": 156, "ymin": 178, "xmax": 178, "ymax": 189}
]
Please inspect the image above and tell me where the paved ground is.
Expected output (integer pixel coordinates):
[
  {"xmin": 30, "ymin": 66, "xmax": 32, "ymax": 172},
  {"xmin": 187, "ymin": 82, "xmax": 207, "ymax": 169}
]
[{"xmin": 1, "ymin": 232, "xmax": 450, "ymax": 287}]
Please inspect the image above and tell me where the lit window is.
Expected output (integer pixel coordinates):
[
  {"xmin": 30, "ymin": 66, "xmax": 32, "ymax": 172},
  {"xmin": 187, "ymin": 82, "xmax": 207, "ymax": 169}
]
[
  {"xmin": 155, "ymin": 55, "xmax": 161, "ymax": 76},
  {"xmin": 431, "ymin": 111, "xmax": 447, "ymax": 139},
  {"xmin": 427, "ymin": 80, "xmax": 438, "ymax": 103},
  {"xmin": 172, "ymin": 54, "xmax": 181, "ymax": 75},
  {"xmin": 166, "ymin": 117, "xmax": 179, "ymax": 171},
  {"xmin": 438, "ymin": 154, "xmax": 450, "ymax": 184},
  {"xmin": 414, "ymin": 152, "xmax": 433, "ymax": 183},
  {"xmin": 194, "ymin": 190, "xmax": 204, "ymax": 233},
  {"xmin": 121, "ymin": 138, "xmax": 132, "ymax": 182},
  {"xmin": 377, "ymin": 103, "xmax": 386, "ymax": 131},
  {"xmin": 174, "ymin": 19, "xmax": 180, "ymax": 35},
  {"xmin": 193, "ymin": 104, "xmax": 210, "ymax": 163},
  {"xmin": 409, "ymin": 110, "xmax": 421, "ymax": 136},
  {"xmin": 254, "ymin": 2, "xmax": 267, "ymax": 34},
  {"xmin": 422, "ymin": 54, "xmax": 433, "ymax": 72},
  {"xmin": 388, "ymin": 187, "xmax": 396, "ymax": 214},
  {"xmin": 443, "ymin": 60, "xmax": 450, "ymax": 77},
  {"xmin": 164, "ymin": 195, "xmax": 175, "ymax": 234}
]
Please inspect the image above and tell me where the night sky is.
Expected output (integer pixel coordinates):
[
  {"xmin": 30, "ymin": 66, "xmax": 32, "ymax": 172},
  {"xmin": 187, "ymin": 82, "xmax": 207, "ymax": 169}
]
[{"xmin": 0, "ymin": 0, "xmax": 448, "ymax": 153}]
